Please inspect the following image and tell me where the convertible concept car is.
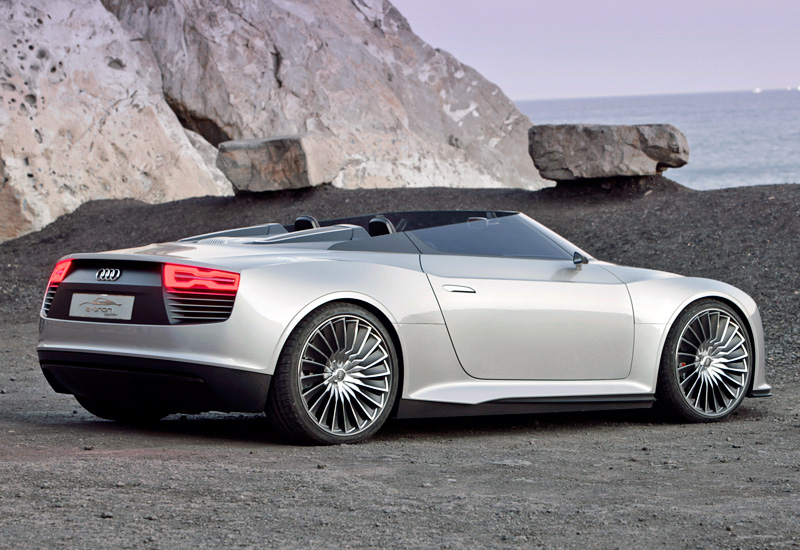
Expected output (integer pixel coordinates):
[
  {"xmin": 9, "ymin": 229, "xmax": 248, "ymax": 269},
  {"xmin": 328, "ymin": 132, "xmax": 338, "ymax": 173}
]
[{"xmin": 37, "ymin": 211, "xmax": 771, "ymax": 444}]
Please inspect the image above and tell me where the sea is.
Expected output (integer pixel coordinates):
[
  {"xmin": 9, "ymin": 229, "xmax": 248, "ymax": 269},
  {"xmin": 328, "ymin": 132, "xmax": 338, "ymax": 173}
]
[{"xmin": 516, "ymin": 90, "xmax": 800, "ymax": 191}]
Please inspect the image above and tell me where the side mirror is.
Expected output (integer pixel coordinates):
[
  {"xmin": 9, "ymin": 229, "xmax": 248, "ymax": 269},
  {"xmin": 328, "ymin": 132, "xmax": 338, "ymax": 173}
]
[{"xmin": 573, "ymin": 252, "xmax": 589, "ymax": 266}]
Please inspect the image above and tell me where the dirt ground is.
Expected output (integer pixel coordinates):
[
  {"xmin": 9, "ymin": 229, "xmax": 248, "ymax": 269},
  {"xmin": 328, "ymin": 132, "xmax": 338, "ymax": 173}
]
[{"xmin": 1, "ymin": 181, "xmax": 798, "ymax": 548}]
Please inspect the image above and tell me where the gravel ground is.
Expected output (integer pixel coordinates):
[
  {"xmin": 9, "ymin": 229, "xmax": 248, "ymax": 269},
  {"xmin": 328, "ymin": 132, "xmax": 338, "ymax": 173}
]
[{"xmin": 1, "ymin": 179, "xmax": 798, "ymax": 548}]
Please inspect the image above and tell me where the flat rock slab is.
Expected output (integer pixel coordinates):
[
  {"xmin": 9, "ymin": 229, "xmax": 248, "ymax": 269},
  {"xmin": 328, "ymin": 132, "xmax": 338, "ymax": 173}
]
[
  {"xmin": 529, "ymin": 124, "xmax": 689, "ymax": 181},
  {"xmin": 216, "ymin": 136, "xmax": 339, "ymax": 192}
]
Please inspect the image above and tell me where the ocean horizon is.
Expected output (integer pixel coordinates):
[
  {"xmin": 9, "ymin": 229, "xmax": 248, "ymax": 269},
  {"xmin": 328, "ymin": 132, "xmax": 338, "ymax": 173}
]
[{"xmin": 516, "ymin": 90, "xmax": 800, "ymax": 190}]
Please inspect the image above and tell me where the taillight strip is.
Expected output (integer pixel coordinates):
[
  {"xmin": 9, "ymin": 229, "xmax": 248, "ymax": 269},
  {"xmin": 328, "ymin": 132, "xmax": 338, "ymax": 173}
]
[
  {"xmin": 163, "ymin": 264, "xmax": 240, "ymax": 293},
  {"xmin": 48, "ymin": 259, "xmax": 73, "ymax": 286}
]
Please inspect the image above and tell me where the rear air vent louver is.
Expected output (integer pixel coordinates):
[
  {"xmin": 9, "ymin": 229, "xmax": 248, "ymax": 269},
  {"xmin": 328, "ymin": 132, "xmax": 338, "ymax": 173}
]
[
  {"xmin": 198, "ymin": 238, "xmax": 231, "ymax": 245},
  {"xmin": 161, "ymin": 264, "xmax": 239, "ymax": 324},
  {"xmin": 42, "ymin": 285, "xmax": 58, "ymax": 317},
  {"xmin": 165, "ymin": 291, "xmax": 236, "ymax": 324}
]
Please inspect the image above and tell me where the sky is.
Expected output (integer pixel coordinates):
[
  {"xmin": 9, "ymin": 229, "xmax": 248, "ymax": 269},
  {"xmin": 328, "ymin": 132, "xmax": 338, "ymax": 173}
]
[{"xmin": 390, "ymin": 0, "xmax": 800, "ymax": 101}]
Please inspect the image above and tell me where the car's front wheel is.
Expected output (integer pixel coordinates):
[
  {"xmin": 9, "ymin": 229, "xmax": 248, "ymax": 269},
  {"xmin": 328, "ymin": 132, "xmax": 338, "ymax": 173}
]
[
  {"xmin": 656, "ymin": 299, "xmax": 752, "ymax": 422},
  {"xmin": 267, "ymin": 303, "xmax": 399, "ymax": 444}
]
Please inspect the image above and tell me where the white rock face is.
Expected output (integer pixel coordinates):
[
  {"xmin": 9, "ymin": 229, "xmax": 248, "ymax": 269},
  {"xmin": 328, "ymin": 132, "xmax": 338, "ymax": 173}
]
[
  {"xmin": 102, "ymin": 0, "xmax": 547, "ymax": 191},
  {"xmin": 0, "ymin": 0, "xmax": 232, "ymax": 242},
  {"xmin": 529, "ymin": 124, "xmax": 690, "ymax": 181},
  {"xmin": 184, "ymin": 129, "xmax": 231, "ymax": 191}
]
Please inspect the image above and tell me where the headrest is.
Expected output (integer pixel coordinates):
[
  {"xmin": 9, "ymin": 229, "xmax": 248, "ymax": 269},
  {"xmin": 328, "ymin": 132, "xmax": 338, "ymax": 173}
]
[
  {"xmin": 294, "ymin": 215, "xmax": 319, "ymax": 231},
  {"xmin": 368, "ymin": 217, "xmax": 396, "ymax": 236}
]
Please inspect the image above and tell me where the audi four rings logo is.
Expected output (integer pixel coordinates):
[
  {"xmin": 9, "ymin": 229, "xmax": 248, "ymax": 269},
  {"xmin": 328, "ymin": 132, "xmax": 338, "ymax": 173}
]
[{"xmin": 96, "ymin": 268, "xmax": 121, "ymax": 282}]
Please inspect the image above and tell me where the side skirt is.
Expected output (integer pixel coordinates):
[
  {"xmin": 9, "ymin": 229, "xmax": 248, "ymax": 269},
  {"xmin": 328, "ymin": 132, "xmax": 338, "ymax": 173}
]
[{"xmin": 395, "ymin": 394, "xmax": 655, "ymax": 419}]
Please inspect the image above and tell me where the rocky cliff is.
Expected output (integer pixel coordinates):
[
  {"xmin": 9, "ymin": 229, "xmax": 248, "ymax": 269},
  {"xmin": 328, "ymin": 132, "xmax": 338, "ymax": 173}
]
[
  {"xmin": 0, "ymin": 0, "xmax": 231, "ymax": 242},
  {"xmin": 0, "ymin": 0, "xmax": 547, "ymax": 243}
]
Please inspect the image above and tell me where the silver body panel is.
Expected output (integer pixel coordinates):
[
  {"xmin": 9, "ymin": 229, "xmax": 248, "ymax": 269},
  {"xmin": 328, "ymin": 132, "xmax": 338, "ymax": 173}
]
[
  {"xmin": 38, "ymin": 214, "xmax": 770, "ymax": 411},
  {"xmin": 423, "ymin": 255, "xmax": 634, "ymax": 380}
]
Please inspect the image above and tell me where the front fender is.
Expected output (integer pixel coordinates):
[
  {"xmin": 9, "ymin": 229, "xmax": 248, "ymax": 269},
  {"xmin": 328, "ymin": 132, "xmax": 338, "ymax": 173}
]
[
  {"xmin": 626, "ymin": 276, "xmax": 758, "ymax": 325},
  {"xmin": 625, "ymin": 276, "xmax": 767, "ymax": 397}
]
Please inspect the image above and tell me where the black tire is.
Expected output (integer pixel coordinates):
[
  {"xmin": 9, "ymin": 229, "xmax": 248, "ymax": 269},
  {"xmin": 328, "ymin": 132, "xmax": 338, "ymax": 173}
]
[
  {"xmin": 75, "ymin": 396, "xmax": 168, "ymax": 424},
  {"xmin": 267, "ymin": 302, "xmax": 399, "ymax": 445},
  {"xmin": 656, "ymin": 299, "xmax": 752, "ymax": 422}
]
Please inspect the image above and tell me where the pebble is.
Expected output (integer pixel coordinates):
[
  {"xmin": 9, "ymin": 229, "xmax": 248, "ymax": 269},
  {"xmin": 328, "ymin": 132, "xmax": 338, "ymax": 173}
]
[
  {"xmin": 490, "ymin": 459, "xmax": 531, "ymax": 467},
  {"xmin": 100, "ymin": 512, "xmax": 113, "ymax": 519}
]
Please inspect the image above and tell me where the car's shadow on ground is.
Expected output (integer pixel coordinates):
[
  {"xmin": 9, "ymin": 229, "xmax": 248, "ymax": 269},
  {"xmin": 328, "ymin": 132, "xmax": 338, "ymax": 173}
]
[
  {"xmin": 62, "ymin": 413, "xmax": 287, "ymax": 446},
  {"xmin": 28, "ymin": 400, "xmax": 768, "ymax": 448},
  {"xmin": 379, "ymin": 400, "xmax": 768, "ymax": 441}
]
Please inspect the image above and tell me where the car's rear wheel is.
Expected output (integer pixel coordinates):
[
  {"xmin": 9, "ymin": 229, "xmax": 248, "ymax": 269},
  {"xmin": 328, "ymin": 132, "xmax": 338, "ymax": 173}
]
[
  {"xmin": 75, "ymin": 396, "xmax": 168, "ymax": 423},
  {"xmin": 267, "ymin": 303, "xmax": 399, "ymax": 444},
  {"xmin": 656, "ymin": 299, "xmax": 752, "ymax": 422}
]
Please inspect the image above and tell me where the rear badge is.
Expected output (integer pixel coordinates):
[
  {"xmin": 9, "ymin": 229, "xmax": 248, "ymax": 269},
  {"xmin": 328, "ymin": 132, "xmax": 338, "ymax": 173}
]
[
  {"xmin": 69, "ymin": 294, "xmax": 134, "ymax": 320},
  {"xmin": 96, "ymin": 268, "xmax": 121, "ymax": 282}
]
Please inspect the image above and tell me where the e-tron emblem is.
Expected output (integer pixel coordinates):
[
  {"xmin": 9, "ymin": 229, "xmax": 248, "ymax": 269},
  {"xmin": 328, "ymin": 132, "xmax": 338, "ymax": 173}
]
[{"xmin": 96, "ymin": 268, "xmax": 122, "ymax": 282}]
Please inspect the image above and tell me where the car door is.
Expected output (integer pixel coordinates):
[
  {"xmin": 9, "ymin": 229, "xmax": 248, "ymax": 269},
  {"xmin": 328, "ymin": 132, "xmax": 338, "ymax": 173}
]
[
  {"xmin": 422, "ymin": 255, "xmax": 634, "ymax": 380},
  {"xmin": 409, "ymin": 214, "xmax": 634, "ymax": 381}
]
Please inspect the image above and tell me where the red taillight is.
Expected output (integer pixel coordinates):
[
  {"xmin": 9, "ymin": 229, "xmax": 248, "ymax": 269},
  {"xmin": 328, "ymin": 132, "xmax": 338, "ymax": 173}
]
[
  {"xmin": 48, "ymin": 259, "xmax": 73, "ymax": 286},
  {"xmin": 162, "ymin": 264, "xmax": 240, "ymax": 293}
]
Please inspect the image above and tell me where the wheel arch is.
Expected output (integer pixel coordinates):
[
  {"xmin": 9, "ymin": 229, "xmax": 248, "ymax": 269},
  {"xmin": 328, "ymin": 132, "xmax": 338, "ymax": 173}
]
[
  {"xmin": 658, "ymin": 293, "xmax": 758, "ymax": 395},
  {"xmin": 271, "ymin": 293, "xmax": 405, "ymax": 412},
  {"xmin": 336, "ymin": 298, "xmax": 405, "ymax": 418},
  {"xmin": 689, "ymin": 295, "xmax": 758, "ymax": 396}
]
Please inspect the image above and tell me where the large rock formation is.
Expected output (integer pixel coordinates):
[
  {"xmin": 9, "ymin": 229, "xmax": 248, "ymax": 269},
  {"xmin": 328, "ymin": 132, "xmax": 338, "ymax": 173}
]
[
  {"xmin": 0, "ymin": 0, "xmax": 232, "ymax": 242},
  {"xmin": 102, "ymin": 0, "xmax": 547, "ymax": 191},
  {"xmin": 529, "ymin": 124, "xmax": 689, "ymax": 181},
  {"xmin": 0, "ymin": 0, "xmax": 548, "ymax": 244}
]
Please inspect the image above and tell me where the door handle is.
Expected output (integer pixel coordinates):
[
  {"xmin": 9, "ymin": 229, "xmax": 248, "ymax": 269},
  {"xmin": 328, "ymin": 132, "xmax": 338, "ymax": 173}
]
[{"xmin": 443, "ymin": 284, "xmax": 476, "ymax": 293}]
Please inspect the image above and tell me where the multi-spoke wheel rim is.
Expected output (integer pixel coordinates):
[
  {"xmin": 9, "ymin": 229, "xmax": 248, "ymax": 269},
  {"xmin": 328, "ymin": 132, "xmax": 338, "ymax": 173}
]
[
  {"xmin": 297, "ymin": 314, "xmax": 393, "ymax": 436},
  {"xmin": 675, "ymin": 308, "xmax": 750, "ymax": 417}
]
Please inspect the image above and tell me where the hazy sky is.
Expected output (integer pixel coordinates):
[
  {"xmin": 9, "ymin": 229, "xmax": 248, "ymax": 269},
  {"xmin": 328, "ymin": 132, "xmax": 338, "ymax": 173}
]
[{"xmin": 390, "ymin": 0, "xmax": 800, "ymax": 100}]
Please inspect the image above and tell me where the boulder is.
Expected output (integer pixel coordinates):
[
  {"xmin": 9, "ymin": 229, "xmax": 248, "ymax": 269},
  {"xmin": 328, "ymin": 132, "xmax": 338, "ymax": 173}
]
[
  {"xmin": 101, "ymin": 0, "xmax": 548, "ymax": 191},
  {"xmin": 0, "ymin": 0, "xmax": 232, "ymax": 243},
  {"xmin": 528, "ymin": 124, "xmax": 689, "ymax": 181},
  {"xmin": 216, "ymin": 136, "xmax": 339, "ymax": 192}
]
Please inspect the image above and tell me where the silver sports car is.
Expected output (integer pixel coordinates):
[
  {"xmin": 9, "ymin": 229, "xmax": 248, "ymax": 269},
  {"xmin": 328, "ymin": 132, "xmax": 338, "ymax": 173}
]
[{"xmin": 37, "ymin": 211, "xmax": 771, "ymax": 444}]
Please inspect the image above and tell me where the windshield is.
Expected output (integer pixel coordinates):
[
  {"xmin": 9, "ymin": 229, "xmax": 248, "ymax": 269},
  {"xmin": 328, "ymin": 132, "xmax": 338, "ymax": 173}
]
[{"xmin": 408, "ymin": 213, "xmax": 572, "ymax": 260}]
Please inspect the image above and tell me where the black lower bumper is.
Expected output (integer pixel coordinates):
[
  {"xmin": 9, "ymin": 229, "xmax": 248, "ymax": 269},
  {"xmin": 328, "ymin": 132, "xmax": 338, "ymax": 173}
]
[{"xmin": 38, "ymin": 351, "xmax": 271, "ymax": 414}]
